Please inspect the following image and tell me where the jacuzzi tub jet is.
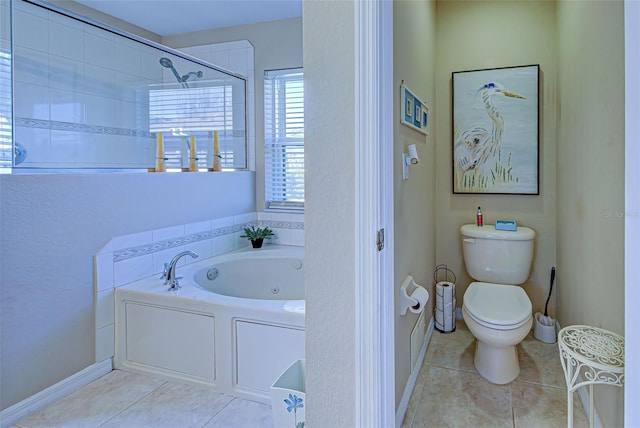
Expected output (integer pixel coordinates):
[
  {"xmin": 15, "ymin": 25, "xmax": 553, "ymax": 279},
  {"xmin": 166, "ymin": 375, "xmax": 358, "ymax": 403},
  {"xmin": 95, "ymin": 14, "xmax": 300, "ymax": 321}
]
[{"xmin": 207, "ymin": 267, "xmax": 219, "ymax": 280}]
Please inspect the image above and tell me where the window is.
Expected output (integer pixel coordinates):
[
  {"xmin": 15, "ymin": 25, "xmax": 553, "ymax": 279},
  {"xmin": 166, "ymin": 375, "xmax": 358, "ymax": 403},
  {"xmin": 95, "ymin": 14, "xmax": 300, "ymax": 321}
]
[
  {"xmin": 149, "ymin": 82, "xmax": 243, "ymax": 170},
  {"xmin": 264, "ymin": 68, "xmax": 304, "ymax": 210},
  {"xmin": 0, "ymin": 47, "xmax": 11, "ymax": 171}
]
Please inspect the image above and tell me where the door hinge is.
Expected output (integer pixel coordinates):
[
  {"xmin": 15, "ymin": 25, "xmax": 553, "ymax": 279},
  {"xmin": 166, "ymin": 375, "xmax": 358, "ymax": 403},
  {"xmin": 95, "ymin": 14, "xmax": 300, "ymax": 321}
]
[{"xmin": 377, "ymin": 228, "xmax": 384, "ymax": 251}]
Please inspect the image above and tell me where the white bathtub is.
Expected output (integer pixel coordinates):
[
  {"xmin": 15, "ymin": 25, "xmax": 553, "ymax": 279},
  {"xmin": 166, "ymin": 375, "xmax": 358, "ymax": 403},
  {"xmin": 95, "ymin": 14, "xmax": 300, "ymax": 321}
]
[{"xmin": 114, "ymin": 245, "xmax": 305, "ymax": 403}]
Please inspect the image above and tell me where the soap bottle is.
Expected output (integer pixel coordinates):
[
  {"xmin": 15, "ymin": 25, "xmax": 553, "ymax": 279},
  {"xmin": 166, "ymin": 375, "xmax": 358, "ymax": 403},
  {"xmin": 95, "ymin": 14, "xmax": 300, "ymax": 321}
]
[{"xmin": 476, "ymin": 206, "xmax": 483, "ymax": 227}]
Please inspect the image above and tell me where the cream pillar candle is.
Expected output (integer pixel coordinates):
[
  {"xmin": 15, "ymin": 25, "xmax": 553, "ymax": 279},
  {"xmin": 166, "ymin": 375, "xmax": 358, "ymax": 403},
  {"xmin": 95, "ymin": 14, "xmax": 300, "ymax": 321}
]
[
  {"xmin": 189, "ymin": 135, "xmax": 198, "ymax": 172},
  {"xmin": 180, "ymin": 136, "xmax": 188, "ymax": 171},
  {"xmin": 155, "ymin": 132, "xmax": 165, "ymax": 172},
  {"xmin": 206, "ymin": 131, "xmax": 214, "ymax": 169},
  {"xmin": 213, "ymin": 130, "xmax": 221, "ymax": 171}
]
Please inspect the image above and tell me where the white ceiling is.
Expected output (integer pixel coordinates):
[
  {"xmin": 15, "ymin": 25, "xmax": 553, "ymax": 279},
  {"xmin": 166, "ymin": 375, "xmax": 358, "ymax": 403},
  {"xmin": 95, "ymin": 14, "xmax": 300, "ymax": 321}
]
[{"xmin": 72, "ymin": 0, "xmax": 302, "ymax": 36}]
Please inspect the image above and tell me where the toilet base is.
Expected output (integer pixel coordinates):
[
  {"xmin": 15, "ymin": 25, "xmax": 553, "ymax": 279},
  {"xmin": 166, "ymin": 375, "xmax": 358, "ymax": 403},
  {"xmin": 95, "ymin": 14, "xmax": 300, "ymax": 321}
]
[
  {"xmin": 474, "ymin": 340, "xmax": 519, "ymax": 384},
  {"xmin": 462, "ymin": 305, "xmax": 533, "ymax": 385}
]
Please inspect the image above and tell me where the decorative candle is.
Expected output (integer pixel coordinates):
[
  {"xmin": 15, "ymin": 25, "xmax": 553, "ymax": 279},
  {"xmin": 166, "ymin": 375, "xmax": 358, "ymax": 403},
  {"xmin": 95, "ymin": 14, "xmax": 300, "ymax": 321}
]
[
  {"xmin": 180, "ymin": 136, "xmax": 188, "ymax": 171},
  {"xmin": 206, "ymin": 131, "xmax": 214, "ymax": 169},
  {"xmin": 189, "ymin": 135, "xmax": 198, "ymax": 172},
  {"xmin": 155, "ymin": 132, "xmax": 165, "ymax": 172},
  {"xmin": 213, "ymin": 130, "xmax": 221, "ymax": 171}
]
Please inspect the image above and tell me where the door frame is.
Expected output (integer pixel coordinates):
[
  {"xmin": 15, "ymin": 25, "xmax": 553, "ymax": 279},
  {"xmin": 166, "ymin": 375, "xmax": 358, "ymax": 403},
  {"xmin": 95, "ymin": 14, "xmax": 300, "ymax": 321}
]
[{"xmin": 354, "ymin": 1, "xmax": 395, "ymax": 426}]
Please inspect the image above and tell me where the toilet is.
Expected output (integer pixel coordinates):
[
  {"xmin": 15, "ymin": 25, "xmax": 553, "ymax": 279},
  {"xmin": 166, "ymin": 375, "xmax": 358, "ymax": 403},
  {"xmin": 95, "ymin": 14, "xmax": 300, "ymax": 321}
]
[{"xmin": 460, "ymin": 224, "xmax": 535, "ymax": 384}]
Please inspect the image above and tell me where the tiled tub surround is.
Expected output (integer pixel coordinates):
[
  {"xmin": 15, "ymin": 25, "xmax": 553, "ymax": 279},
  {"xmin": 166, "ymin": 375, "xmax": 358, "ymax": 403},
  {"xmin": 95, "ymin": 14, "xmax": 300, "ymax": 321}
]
[{"xmin": 95, "ymin": 211, "xmax": 304, "ymax": 364}]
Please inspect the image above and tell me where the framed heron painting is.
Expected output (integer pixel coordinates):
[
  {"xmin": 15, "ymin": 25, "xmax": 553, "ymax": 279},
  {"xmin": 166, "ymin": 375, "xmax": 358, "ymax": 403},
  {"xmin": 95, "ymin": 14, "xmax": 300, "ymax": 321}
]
[{"xmin": 452, "ymin": 65, "xmax": 539, "ymax": 194}]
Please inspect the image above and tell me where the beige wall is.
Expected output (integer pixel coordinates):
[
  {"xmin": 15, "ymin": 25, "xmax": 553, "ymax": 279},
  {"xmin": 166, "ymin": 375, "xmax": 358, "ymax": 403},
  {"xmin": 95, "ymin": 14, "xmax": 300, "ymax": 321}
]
[
  {"xmin": 556, "ymin": 1, "xmax": 625, "ymax": 425},
  {"xmin": 303, "ymin": 1, "xmax": 357, "ymax": 426},
  {"xmin": 393, "ymin": 0, "xmax": 437, "ymax": 408},
  {"xmin": 163, "ymin": 18, "xmax": 303, "ymax": 211},
  {"xmin": 435, "ymin": 1, "xmax": 558, "ymax": 317}
]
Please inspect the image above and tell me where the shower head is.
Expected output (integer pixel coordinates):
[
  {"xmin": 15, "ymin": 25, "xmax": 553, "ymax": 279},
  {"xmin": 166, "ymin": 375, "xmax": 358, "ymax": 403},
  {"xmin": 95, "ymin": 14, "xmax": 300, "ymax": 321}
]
[
  {"xmin": 159, "ymin": 57, "xmax": 186, "ymax": 87},
  {"xmin": 159, "ymin": 57, "xmax": 173, "ymax": 68}
]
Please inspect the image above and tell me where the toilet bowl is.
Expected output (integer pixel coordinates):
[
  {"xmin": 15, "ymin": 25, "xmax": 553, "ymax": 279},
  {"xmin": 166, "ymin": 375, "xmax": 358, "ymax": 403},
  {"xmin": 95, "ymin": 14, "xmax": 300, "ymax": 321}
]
[{"xmin": 462, "ymin": 282, "xmax": 532, "ymax": 384}]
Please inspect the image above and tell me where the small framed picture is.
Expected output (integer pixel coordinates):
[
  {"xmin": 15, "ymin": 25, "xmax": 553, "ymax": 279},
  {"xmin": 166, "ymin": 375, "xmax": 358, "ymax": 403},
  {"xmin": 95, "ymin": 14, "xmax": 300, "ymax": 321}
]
[{"xmin": 401, "ymin": 83, "xmax": 429, "ymax": 135}]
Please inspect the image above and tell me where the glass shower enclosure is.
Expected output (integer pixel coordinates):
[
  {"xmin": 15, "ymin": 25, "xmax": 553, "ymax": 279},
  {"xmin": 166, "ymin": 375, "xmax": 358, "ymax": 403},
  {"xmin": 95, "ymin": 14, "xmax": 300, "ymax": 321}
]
[{"xmin": 2, "ymin": 0, "xmax": 247, "ymax": 172}]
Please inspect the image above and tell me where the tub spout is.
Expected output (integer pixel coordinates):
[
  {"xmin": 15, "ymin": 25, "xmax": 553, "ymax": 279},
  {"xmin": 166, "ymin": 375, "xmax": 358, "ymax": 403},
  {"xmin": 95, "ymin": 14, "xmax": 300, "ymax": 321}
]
[{"xmin": 166, "ymin": 251, "xmax": 198, "ymax": 291}]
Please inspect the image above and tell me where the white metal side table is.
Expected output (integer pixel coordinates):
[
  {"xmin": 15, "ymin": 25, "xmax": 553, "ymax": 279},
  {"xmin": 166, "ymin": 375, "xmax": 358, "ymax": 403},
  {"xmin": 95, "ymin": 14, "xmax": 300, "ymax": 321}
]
[{"xmin": 557, "ymin": 325, "xmax": 624, "ymax": 428}]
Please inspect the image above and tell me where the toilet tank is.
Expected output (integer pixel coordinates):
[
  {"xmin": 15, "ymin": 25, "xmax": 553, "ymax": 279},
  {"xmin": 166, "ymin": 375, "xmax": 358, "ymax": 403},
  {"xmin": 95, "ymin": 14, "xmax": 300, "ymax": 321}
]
[{"xmin": 460, "ymin": 224, "xmax": 535, "ymax": 285}]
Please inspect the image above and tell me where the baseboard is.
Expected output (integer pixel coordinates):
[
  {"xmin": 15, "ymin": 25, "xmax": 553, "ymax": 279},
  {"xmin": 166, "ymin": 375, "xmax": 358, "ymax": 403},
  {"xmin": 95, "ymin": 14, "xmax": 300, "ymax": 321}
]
[
  {"xmin": 0, "ymin": 359, "xmax": 113, "ymax": 428},
  {"xmin": 395, "ymin": 315, "xmax": 435, "ymax": 428}
]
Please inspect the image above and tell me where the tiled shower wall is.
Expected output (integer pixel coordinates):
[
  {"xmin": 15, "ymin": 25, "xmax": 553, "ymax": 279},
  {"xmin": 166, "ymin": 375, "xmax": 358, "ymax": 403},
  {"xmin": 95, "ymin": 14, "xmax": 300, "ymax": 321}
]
[
  {"xmin": 12, "ymin": 0, "xmax": 156, "ymax": 168},
  {"xmin": 94, "ymin": 211, "xmax": 304, "ymax": 362}
]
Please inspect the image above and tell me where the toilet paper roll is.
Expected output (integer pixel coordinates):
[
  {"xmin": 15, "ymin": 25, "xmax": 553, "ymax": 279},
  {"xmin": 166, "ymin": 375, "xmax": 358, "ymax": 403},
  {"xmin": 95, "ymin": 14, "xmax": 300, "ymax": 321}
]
[
  {"xmin": 437, "ymin": 297, "xmax": 457, "ymax": 312},
  {"xmin": 435, "ymin": 308, "xmax": 447, "ymax": 331},
  {"xmin": 436, "ymin": 281, "xmax": 455, "ymax": 302},
  {"xmin": 435, "ymin": 306, "xmax": 456, "ymax": 332},
  {"xmin": 409, "ymin": 286, "xmax": 429, "ymax": 314},
  {"xmin": 440, "ymin": 301, "xmax": 455, "ymax": 313},
  {"xmin": 436, "ymin": 282, "xmax": 455, "ymax": 311},
  {"xmin": 436, "ymin": 296, "xmax": 456, "ymax": 311}
]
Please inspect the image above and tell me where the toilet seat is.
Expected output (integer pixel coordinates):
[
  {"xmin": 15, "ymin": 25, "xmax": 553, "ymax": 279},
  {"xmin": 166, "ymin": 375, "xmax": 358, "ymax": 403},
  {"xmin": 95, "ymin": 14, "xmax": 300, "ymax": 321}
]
[{"xmin": 463, "ymin": 282, "xmax": 532, "ymax": 330}]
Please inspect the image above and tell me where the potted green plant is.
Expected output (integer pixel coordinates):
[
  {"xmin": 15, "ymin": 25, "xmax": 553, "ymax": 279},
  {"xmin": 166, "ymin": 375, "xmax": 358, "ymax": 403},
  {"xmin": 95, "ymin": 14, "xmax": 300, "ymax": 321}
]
[{"xmin": 241, "ymin": 226, "xmax": 274, "ymax": 248}]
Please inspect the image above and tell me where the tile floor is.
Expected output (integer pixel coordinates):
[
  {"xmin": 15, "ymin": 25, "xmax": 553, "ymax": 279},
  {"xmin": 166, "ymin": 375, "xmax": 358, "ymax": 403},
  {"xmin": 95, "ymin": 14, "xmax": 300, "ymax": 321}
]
[
  {"xmin": 15, "ymin": 321, "xmax": 588, "ymax": 428},
  {"xmin": 402, "ymin": 321, "xmax": 589, "ymax": 428},
  {"xmin": 14, "ymin": 371, "xmax": 273, "ymax": 428}
]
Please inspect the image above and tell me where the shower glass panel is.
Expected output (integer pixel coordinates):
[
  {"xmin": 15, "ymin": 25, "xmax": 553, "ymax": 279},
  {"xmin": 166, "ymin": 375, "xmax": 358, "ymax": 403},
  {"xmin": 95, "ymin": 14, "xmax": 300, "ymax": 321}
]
[{"xmin": 9, "ymin": 0, "xmax": 247, "ymax": 171}]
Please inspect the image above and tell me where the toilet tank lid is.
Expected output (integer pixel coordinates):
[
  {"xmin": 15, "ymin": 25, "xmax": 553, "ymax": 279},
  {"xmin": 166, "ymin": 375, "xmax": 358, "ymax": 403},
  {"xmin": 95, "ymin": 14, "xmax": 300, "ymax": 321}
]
[{"xmin": 460, "ymin": 224, "xmax": 535, "ymax": 241}]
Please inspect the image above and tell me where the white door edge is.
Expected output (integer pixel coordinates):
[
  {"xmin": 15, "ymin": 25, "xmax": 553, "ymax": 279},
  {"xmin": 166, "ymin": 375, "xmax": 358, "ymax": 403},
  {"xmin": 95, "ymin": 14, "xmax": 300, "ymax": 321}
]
[
  {"xmin": 624, "ymin": 0, "xmax": 640, "ymax": 425},
  {"xmin": 354, "ymin": 1, "xmax": 395, "ymax": 427}
]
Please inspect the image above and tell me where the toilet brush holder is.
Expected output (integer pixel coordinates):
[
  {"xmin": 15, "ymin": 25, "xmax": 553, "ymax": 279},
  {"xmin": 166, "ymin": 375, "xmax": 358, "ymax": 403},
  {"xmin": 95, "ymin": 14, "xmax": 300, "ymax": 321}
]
[{"xmin": 533, "ymin": 312, "xmax": 556, "ymax": 343}]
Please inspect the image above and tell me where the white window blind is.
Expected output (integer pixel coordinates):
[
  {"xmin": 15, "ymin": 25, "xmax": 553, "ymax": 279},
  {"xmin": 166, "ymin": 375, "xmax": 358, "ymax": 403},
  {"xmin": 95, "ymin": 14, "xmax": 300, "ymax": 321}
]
[
  {"xmin": 264, "ymin": 68, "xmax": 304, "ymax": 210},
  {"xmin": 149, "ymin": 84, "xmax": 238, "ymax": 170},
  {"xmin": 0, "ymin": 48, "xmax": 12, "ymax": 170}
]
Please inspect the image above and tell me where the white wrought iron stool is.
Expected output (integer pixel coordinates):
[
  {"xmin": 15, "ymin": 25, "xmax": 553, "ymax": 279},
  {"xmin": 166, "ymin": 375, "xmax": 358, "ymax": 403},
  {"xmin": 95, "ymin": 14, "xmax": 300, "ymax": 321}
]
[{"xmin": 557, "ymin": 325, "xmax": 624, "ymax": 428}]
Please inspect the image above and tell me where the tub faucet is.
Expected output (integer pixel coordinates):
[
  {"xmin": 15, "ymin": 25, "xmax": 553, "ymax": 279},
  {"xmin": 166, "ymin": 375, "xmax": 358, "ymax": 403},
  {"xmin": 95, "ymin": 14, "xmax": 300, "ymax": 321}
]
[{"xmin": 165, "ymin": 250, "xmax": 198, "ymax": 291}]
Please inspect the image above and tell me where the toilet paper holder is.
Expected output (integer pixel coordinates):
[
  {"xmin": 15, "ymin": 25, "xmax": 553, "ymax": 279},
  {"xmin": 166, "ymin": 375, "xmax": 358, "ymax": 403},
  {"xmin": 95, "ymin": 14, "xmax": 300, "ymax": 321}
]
[
  {"xmin": 400, "ymin": 275, "xmax": 429, "ymax": 315},
  {"xmin": 433, "ymin": 264, "xmax": 456, "ymax": 284}
]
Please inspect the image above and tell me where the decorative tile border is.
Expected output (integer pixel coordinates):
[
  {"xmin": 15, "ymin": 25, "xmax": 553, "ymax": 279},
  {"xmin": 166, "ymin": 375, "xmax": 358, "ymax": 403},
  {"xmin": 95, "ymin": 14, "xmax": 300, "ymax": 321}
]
[
  {"xmin": 16, "ymin": 117, "xmax": 152, "ymax": 138},
  {"xmin": 263, "ymin": 219, "xmax": 304, "ymax": 230},
  {"xmin": 113, "ymin": 219, "xmax": 304, "ymax": 262},
  {"xmin": 16, "ymin": 117, "xmax": 247, "ymax": 141}
]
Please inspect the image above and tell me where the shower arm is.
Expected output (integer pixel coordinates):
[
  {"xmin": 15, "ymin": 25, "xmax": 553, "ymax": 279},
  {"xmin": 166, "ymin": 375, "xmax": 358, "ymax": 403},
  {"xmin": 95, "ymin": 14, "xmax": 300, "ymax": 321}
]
[{"xmin": 167, "ymin": 65, "xmax": 184, "ymax": 83}]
